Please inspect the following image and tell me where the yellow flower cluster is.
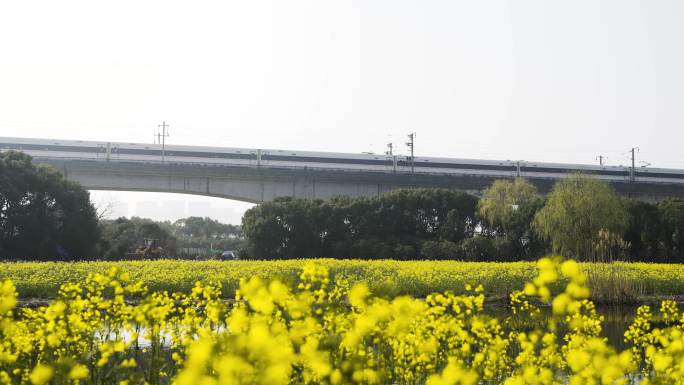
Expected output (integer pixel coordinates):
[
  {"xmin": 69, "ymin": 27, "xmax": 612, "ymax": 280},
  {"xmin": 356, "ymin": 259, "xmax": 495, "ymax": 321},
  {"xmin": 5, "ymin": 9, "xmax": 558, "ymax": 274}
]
[
  {"xmin": 0, "ymin": 258, "xmax": 682, "ymax": 384},
  {"xmin": 625, "ymin": 299, "xmax": 684, "ymax": 385}
]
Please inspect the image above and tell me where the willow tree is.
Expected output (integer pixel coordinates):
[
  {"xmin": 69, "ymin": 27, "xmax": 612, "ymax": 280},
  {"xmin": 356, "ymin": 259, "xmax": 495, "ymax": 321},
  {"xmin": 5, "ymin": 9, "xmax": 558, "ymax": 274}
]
[
  {"xmin": 479, "ymin": 179, "xmax": 539, "ymax": 232},
  {"xmin": 533, "ymin": 174, "xmax": 627, "ymax": 261},
  {"xmin": 478, "ymin": 178, "xmax": 545, "ymax": 259}
]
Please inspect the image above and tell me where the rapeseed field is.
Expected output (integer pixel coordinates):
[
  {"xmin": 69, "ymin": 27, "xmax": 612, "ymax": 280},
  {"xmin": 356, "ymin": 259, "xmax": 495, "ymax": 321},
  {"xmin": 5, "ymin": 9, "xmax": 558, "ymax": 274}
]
[
  {"xmin": 1, "ymin": 258, "xmax": 684, "ymax": 384},
  {"xmin": 2, "ymin": 259, "xmax": 684, "ymax": 302}
]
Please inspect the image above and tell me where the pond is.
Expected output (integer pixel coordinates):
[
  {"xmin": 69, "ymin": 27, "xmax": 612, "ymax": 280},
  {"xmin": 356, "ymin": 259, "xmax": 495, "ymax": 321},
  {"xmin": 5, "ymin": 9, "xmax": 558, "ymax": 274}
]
[
  {"xmin": 107, "ymin": 304, "xmax": 642, "ymax": 352},
  {"xmin": 485, "ymin": 304, "xmax": 640, "ymax": 351}
]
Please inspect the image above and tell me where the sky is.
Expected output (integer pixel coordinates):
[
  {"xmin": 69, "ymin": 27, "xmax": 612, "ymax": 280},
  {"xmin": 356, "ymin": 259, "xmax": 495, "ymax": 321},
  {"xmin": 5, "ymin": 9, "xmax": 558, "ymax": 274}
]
[{"xmin": 1, "ymin": 0, "xmax": 683, "ymax": 224}]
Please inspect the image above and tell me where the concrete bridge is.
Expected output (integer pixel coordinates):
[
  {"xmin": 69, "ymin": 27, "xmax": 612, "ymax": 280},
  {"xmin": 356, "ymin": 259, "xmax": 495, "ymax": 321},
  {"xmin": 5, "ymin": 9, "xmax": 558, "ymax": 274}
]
[
  {"xmin": 3, "ymin": 136, "xmax": 683, "ymax": 202},
  {"xmin": 40, "ymin": 158, "xmax": 684, "ymax": 203},
  {"xmin": 44, "ymin": 158, "xmax": 486, "ymax": 203}
]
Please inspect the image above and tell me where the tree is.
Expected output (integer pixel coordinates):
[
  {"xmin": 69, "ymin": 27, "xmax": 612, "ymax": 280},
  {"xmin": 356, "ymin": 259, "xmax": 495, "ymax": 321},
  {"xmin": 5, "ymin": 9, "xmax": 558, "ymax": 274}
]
[
  {"xmin": 241, "ymin": 198, "xmax": 329, "ymax": 258},
  {"xmin": 173, "ymin": 216, "xmax": 242, "ymax": 254},
  {"xmin": 370, "ymin": 189, "xmax": 478, "ymax": 258},
  {"xmin": 241, "ymin": 199, "xmax": 289, "ymax": 258},
  {"xmin": 623, "ymin": 200, "xmax": 663, "ymax": 261},
  {"xmin": 658, "ymin": 198, "xmax": 684, "ymax": 262},
  {"xmin": 420, "ymin": 240, "xmax": 460, "ymax": 259},
  {"xmin": 241, "ymin": 188, "xmax": 479, "ymax": 259},
  {"xmin": 0, "ymin": 151, "xmax": 99, "ymax": 259},
  {"xmin": 478, "ymin": 179, "xmax": 546, "ymax": 260},
  {"xmin": 458, "ymin": 236, "xmax": 495, "ymax": 261},
  {"xmin": 533, "ymin": 174, "xmax": 628, "ymax": 261},
  {"xmin": 97, "ymin": 217, "xmax": 178, "ymax": 259},
  {"xmin": 479, "ymin": 179, "xmax": 538, "ymax": 232}
]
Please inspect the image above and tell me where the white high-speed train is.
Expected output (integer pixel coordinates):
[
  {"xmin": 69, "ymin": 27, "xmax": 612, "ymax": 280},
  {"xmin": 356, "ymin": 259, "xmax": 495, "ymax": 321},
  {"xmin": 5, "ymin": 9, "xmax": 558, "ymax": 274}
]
[{"xmin": 1, "ymin": 136, "xmax": 684, "ymax": 184}]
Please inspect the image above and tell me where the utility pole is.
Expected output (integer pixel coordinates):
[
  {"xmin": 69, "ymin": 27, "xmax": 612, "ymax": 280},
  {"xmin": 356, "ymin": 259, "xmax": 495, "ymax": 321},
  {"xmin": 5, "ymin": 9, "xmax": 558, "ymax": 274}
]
[
  {"xmin": 629, "ymin": 147, "xmax": 639, "ymax": 183},
  {"xmin": 157, "ymin": 121, "xmax": 170, "ymax": 163},
  {"xmin": 596, "ymin": 155, "xmax": 605, "ymax": 166},
  {"xmin": 406, "ymin": 132, "xmax": 415, "ymax": 173},
  {"xmin": 386, "ymin": 142, "xmax": 397, "ymax": 173}
]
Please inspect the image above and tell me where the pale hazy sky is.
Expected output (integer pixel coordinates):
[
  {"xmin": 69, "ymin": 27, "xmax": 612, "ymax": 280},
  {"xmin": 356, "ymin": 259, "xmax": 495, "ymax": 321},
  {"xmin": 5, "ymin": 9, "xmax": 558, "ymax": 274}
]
[{"xmin": 1, "ymin": 1, "xmax": 683, "ymax": 224}]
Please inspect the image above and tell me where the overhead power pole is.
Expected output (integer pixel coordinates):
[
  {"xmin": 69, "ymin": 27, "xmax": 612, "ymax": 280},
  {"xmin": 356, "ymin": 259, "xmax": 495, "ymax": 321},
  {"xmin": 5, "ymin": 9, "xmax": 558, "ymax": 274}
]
[
  {"xmin": 629, "ymin": 147, "xmax": 639, "ymax": 183},
  {"xmin": 406, "ymin": 132, "xmax": 415, "ymax": 173},
  {"xmin": 157, "ymin": 121, "xmax": 170, "ymax": 163},
  {"xmin": 596, "ymin": 155, "xmax": 605, "ymax": 166},
  {"xmin": 386, "ymin": 142, "xmax": 397, "ymax": 173}
]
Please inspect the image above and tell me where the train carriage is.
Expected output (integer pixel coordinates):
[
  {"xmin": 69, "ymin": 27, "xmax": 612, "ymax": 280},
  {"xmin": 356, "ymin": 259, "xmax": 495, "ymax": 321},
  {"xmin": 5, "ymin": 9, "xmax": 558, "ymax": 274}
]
[{"xmin": 1, "ymin": 136, "xmax": 683, "ymax": 184}]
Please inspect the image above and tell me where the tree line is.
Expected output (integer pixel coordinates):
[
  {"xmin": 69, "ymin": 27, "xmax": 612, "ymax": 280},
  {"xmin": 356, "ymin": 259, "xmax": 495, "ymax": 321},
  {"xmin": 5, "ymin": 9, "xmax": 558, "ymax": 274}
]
[
  {"xmin": 241, "ymin": 176, "xmax": 684, "ymax": 262},
  {"xmin": 97, "ymin": 216, "xmax": 243, "ymax": 260},
  {"xmin": 0, "ymin": 151, "xmax": 242, "ymax": 260}
]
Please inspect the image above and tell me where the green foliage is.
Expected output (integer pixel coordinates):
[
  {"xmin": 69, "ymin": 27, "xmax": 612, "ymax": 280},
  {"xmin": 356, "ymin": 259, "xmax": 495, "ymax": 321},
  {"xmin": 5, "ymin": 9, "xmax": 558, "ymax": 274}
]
[
  {"xmin": 242, "ymin": 188, "xmax": 479, "ymax": 259},
  {"xmin": 241, "ymin": 182, "xmax": 684, "ymax": 262},
  {"xmin": 97, "ymin": 217, "xmax": 178, "ymax": 259},
  {"xmin": 458, "ymin": 236, "xmax": 495, "ymax": 261},
  {"xmin": 0, "ymin": 151, "xmax": 99, "ymax": 259},
  {"xmin": 622, "ymin": 199, "xmax": 663, "ymax": 261},
  {"xmin": 618, "ymin": 198, "xmax": 684, "ymax": 262},
  {"xmin": 658, "ymin": 198, "xmax": 684, "ymax": 261},
  {"xmin": 478, "ymin": 178, "xmax": 546, "ymax": 260},
  {"xmin": 241, "ymin": 197, "xmax": 328, "ymax": 258},
  {"xmin": 533, "ymin": 174, "xmax": 628, "ymax": 261},
  {"xmin": 419, "ymin": 240, "xmax": 460, "ymax": 259},
  {"xmin": 97, "ymin": 216, "xmax": 243, "ymax": 259},
  {"xmin": 173, "ymin": 216, "xmax": 242, "ymax": 252},
  {"xmin": 478, "ymin": 178, "xmax": 538, "ymax": 231}
]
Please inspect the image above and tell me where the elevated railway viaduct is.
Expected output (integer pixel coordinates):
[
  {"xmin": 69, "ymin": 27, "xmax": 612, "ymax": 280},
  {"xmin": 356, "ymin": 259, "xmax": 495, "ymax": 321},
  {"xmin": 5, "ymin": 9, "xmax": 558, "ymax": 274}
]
[{"xmin": 2, "ymin": 136, "xmax": 684, "ymax": 202}]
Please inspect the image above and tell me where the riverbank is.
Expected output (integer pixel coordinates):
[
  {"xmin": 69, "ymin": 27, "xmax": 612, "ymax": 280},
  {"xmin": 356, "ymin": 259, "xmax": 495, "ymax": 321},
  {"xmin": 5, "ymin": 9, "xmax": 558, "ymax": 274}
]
[{"xmin": 2, "ymin": 259, "xmax": 684, "ymax": 304}]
